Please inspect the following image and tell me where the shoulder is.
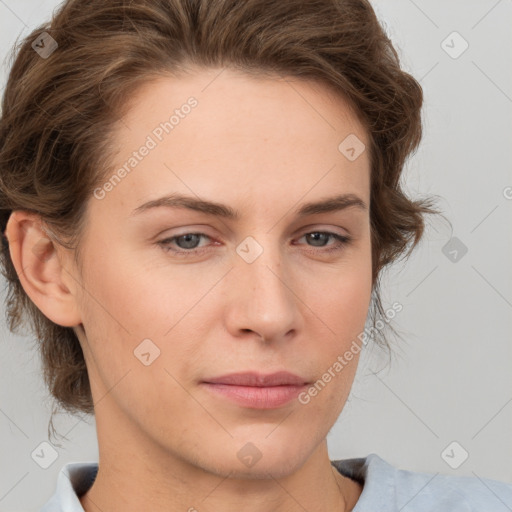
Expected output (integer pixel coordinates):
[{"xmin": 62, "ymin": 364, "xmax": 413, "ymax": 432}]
[
  {"xmin": 332, "ymin": 453, "xmax": 512, "ymax": 511},
  {"xmin": 393, "ymin": 462, "xmax": 512, "ymax": 511},
  {"xmin": 39, "ymin": 461, "xmax": 98, "ymax": 512}
]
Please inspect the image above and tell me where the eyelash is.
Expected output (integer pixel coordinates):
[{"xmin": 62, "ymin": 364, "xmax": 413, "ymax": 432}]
[{"xmin": 157, "ymin": 231, "xmax": 352, "ymax": 256}]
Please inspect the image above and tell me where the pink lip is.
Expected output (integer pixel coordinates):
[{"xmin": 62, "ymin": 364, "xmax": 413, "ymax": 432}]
[
  {"xmin": 203, "ymin": 371, "xmax": 308, "ymax": 386},
  {"xmin": 201, "ymin": 371, "xmax": 310, "ymax": 409}
]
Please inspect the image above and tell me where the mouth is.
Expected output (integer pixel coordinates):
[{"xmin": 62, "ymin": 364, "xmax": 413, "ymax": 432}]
[{"xmin": 201, "ymin": 371, "xmax": 310, "ymax": 409}]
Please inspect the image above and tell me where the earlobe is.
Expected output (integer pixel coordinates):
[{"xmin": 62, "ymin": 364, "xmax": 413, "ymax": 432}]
[{"xmin": 5, "ymin": 211, "xmax": 83, "ymax": 327}]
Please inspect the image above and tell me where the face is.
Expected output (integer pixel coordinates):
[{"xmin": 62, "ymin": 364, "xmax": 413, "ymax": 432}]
[{"xmin": 60, "ymin": 67, "xmax": 373, "ymax": 478}]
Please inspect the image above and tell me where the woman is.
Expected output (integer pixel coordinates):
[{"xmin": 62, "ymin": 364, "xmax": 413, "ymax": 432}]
[{"xmin": 1, "ymin": 1, "xmax": 510, "ymax": 511}]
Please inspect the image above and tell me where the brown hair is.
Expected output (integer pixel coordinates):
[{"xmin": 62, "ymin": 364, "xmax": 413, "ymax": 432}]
[{"xmin": 0, "ymin": 0, "xmax": 442, "ymax": 430}]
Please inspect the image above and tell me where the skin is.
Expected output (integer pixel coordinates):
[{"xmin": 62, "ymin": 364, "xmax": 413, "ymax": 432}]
[{"xmin": 6, "ymin": 67, "xmax": 372, "ymax": 512}]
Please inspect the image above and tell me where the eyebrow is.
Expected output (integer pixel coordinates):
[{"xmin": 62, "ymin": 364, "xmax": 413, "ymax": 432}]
[{"xmin": 130, "ymin": 192, "xmax": 367, "ymax": 219}]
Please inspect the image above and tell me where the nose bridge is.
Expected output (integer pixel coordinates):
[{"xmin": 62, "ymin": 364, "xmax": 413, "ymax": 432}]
[
  {"xmin": 237, "ymin": 233, "xmax": 287, "ymax": 298},
  {"xmin": 230, "ymin": 233, "xmax": 297, "ymax": 338}
]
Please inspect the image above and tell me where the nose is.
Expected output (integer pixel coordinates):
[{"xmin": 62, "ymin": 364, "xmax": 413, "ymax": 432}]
[{"xmin": 224, "ymin": 238, "xmax": 299, "ymax": 343}]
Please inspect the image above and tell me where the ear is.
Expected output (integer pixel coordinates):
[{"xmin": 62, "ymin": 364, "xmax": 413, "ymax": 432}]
[{"xmin": 5, "ymin": 211, "xmax": 83, "ymax": 327}]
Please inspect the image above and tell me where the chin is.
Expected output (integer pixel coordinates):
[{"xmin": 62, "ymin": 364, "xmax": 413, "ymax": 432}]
[{"xmin": 195, "ymin": 435, "xmax": 314, "ymax": 480}]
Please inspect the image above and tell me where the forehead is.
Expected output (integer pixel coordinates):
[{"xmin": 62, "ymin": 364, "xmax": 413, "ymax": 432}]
[
  {"xmin": 96, "ymin": 67, "xmax": 370, "ymax": 219},
  {"xmin": 121, "ymin": 67, "xmax": 368, "ymax": 142}
]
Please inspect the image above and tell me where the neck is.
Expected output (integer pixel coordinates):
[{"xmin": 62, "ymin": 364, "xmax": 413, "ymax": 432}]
[
  {"xmin": 79, "ymin": 389, "xmax": 363, "ymax": 512},
  {"xmin": 79, "ymin": 429, "xmax": 362, "ymax": 512}
]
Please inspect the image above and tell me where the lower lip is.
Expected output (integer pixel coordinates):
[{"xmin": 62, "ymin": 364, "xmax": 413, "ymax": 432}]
[{"xmin": 201, "ymin": 383, "xmax": 308, "ymax": 409}]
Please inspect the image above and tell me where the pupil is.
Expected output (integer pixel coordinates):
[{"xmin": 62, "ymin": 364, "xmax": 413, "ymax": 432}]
[
  {"xmin": 308, "ymin": 232, "xmax": 326, "ymax": 247},
  {"xmin": 179, "ymin": 234, "xmax": 199, "ymax": 249}
]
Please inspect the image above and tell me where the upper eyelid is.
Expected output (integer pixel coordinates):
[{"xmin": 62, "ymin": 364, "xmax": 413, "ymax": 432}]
[
  {"xmin": 160, "ymin": 228, "xmax": 348, "ymax": 240},
  {"xmin": 159, "ymin": 223, "xmax": 350, "ymax": 238},
  {"xmin": 159, "ymin": 229, "xmax": 350, "ymax": 246}
]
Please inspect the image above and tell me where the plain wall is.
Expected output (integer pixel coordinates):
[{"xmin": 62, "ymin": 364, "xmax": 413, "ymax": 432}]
[{"xmin": 0, "ymin": 0, "xmax": 511, "ymax": 510}]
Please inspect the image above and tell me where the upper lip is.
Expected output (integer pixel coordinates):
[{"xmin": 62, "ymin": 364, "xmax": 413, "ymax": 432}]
[{"xmin": 203, "ymin": 371, "xmax": 309, "ymax": 387}]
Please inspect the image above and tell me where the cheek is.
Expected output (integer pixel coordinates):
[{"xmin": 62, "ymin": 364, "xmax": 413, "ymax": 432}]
[
  {"xmin": 329, "ymin": 275, "xmax": 372, "ymax": 338},
  {"xmin": 76, "ymin": 245, "xmax": 213, "ymax": 392},
  {"xmin": 299, "ymin": 256, "xmax": 372, "ymax": 404},
  {"xmin": 310, "ymin": 254, "xmax": 373, "ymax": 339},
  {"xmin": 76, "ymin": 259, "xmax": 201, "ymax": 421},
  {"xmin": 79, "ymin": 244, "xmax": 196, "ymax": 338}
]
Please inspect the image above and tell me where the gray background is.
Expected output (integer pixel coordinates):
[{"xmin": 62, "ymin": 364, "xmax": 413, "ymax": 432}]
[{"xmin": 1, "ymin": 0, "xmax": 511, "ymax": 510}]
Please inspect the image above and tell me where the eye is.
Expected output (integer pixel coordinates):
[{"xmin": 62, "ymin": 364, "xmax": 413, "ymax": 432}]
[
  {"xmin": 157, "ymin": 230, "xmax": 352, "ymax": 256},
  {"xmin": 158, "ymin": 232, "xmax": 212, "ymax": 255},
  {"xmin": 296, "ymin": 231, "xmax": 351, "ymax": 253}
]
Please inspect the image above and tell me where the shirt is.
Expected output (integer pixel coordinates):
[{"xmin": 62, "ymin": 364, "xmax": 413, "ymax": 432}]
[{"xmin": 39, "ymin": 453, "xmax": 512, "ymax": 511}]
